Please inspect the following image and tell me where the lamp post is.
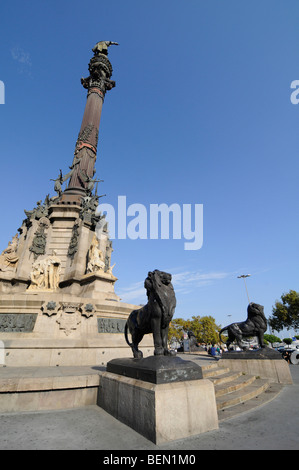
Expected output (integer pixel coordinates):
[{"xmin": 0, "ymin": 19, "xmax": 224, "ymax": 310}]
[{"xmin": 237, "ymin": 274, "xmax": 251, "ymax": 303}]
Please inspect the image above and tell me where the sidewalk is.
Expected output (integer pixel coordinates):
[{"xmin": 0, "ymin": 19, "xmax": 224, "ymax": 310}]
[{"xmin": 0, "ymin": 354, "xmax": 298, "ymax": 450}]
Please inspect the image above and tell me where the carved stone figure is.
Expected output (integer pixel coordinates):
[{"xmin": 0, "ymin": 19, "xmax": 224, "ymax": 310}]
[
  {"xmin": 29, "ymin": 223, "xmax": 48, "ymax": 260},
  {"xmin": 24, "ymin": 200, "xmax": 42, "ymax": 220},
  {"xmin": 219, "ymin": 302, "xmax": 268, "ymax": 350},
  {"xmin": 0, "ymin": 234, "xmax": 19, "ymax": 271},
  {"xmin": 80, "ymin": 194, "xmax": 105, "ymax": 226},
  {"xmin": 79, "ymin": 168, "xmax": 103, "ymax": 196},
  {"xmin": 50, "ymin": 167, "xmax": 78, "ymax": 197},
  {"xmin": 24, "ymin": 195, "xmax": 52, "ymax": 224},
  {"xmin": 106, "ymin": 263, "xmax": 116, "ymax": 276},
  {"xmin": 50, "ymin": 170, "xmax": 64, "ymax": 197},
  {"xmin": 67, "ymin": 219, "xmax": 81, "ymax": 260},
  {"xmin": 92, "ymin": 41, "xmax": 119, "ymax": 56},
  {"xmin": 30, "ymin": 260, "xmax": 44, "ymax": 289},
  {"xmin": 124, "ymin": 270, "xmax": 177, "ymax": 358},
  {"xmin": 95, "ymin": 216, "xmax": 114, "ymax": 274},
  {"xmin": 28, "ymin": 250, "xmax": 61, "ymax": 290},
  {"xmin": 46, "ymin": 250, "xmax": 61, "ymax": 290},
  {"xmin": 86, "ymin": 234, "xmax": 105, "ymax": 273}
]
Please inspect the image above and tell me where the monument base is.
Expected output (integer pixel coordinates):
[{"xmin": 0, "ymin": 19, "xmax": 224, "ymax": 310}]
[
  {"xmin": 98, "ymin": 356, "xmax": 218, "ymax": 444},
  {"xmin": 107, "ymin": 355, "xmax": 203, "ymax": 384},
  {"xmin": 220, "ymin": 348, "xmax": 293, "ymax": 384},
  {"xmin": 0, "ymin": 294, "xmax": 154, "ymax": 367}
]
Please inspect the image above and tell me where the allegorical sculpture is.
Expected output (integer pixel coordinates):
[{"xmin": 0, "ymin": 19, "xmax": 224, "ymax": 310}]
[
  {"xmin": 28, "ymin": 250, "xmax": 61, "ymax": 291},
  {"xmin": 24, "ymin": 196, "xmax": 52, "ymax": 222},
  {"xmin": 0, "ymin": 234, "xmax": 19, "ymax": 271},
  {"xmin": 86, "ymin": 234, "xmax": 105, "ymax": 274},
  {"xmin": 50, "ymin": 166, "xmax": 79, "ymax": 197},
  {"xmin": 219, "ymin": 302, "xmax": 267, "ymax": 350},
  {"xmin": 124, "ymin": 270, "xmax": 176, "ymax": 358}
]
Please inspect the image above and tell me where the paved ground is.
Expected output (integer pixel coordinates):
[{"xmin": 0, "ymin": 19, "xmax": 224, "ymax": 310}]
[{"xmin": 0, "ymin": 354, "xmax": 298, "ymax": 451}]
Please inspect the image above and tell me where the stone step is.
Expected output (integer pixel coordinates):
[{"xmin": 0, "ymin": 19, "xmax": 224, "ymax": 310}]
[
  {"xmin": 216, "ymin": 378, "xmax": 269, "ymax": 411},
  {"xmin": 201, "ymin": 362, "xmax": 219, "ymax": 372},
  {"xmin": 217, "ymin": 382, "xmax": 284, "ymax": 422},
  {"xmin": 214, "ymin": 373, "xmax": 256, "ymax": 397},
  {"xmin": 209, "ymin": 370, "xmax": 243, "ymax": 386},
  {"xmin": 202, "ymin": 366, "xmax": 230, "ymax": 378},
  {"xmin": 187, "ymin": 358, "xmax": 285, "ymax": 422}
]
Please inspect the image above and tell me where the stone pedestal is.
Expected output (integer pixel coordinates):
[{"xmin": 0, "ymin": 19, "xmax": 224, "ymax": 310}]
[
  {"xmin": 106, "ymin": 355, "xmax": 203, "ymax": 383},
  {"xmin": 220, "ymin": 348, "xmax": 293, "ymax": 384},
  {"xmin": 0, "ymin": 293, "xmax": 154, "ymax": 367},
  {"xmin": 98, "ymin": 356, "xmax": 219, "ymax": 444}
]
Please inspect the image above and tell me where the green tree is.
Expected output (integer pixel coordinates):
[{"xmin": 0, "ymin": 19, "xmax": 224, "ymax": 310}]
[
  {"xmin": 264, "ymin": 334, "xmax": 281, "ymax": 344},
  {"xmin": 191, "ymin": 315, "xmax": 221, "ymax": 344},
  {"xmin": 168, "ymin": 318, "xmax": 191, "ymax": 345},
  {"xmin": 168, "ymin": 315, "xmax": 221, "ymax": 345},
  {"xmin": 269, "ymin": 290, "xmax": 299, "ymax": 332}
]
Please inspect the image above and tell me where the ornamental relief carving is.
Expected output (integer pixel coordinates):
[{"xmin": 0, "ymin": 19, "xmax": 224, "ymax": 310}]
[
  {"xmin": 41, "ymin": 302, "xmax": 95, "ymax": 335},
  {"xmin": 56, "ymin": 303, "xmax": 83, "ymax": 336}
]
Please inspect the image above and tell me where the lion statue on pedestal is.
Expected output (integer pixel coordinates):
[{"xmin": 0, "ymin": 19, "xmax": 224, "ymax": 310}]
[
  {"xmin": 124, "ymin": 270, "xmax": 176, "ymax": 358},
  {"xmin": 219, "ymin": 302, "xmax": 267, "ymax": 350}
]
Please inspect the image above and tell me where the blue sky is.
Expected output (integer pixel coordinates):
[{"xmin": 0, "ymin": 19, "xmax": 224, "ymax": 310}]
[{"xmin": 0, "ymin": 0, "xmax": 298, "ymax": 338}]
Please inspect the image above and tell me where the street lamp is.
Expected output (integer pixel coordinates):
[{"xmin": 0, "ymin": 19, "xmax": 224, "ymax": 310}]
[{"xmin": 237, "ymin": 274, "xmax": 251, "ymax": 303}]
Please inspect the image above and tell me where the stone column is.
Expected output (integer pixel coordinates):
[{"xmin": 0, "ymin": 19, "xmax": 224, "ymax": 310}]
[{"xmin": 62, "ymin": 41, "xmax": 117, "ymax": 202}]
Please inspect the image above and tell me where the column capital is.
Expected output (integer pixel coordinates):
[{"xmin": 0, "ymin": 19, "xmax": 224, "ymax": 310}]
[{"xmin": 81, "ymin": 42, "xmax": 118, "ymax": 97}]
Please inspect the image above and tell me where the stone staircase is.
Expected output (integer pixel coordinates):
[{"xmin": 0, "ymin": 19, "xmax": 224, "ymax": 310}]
[{"xmin": 202, "ymin": 362, "xmax": 284, "ymax": 421}]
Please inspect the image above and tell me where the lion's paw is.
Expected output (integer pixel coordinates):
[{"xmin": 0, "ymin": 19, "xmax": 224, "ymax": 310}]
[{"xmin": 164, "ymin": 349, "xmax": 176, "ymax": 356}]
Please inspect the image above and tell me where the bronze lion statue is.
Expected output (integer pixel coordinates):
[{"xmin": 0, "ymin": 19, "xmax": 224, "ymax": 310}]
[
  {"xmin": 219, "ymin": 302, "xmax": 267, "ymax": 350},
  {"xmin": 124, "ymin": 270, "xmax": 176, "ymax": 358}
]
